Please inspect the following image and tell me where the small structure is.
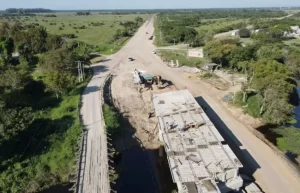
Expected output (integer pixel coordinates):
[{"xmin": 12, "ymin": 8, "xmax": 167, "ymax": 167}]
[
  {"xmin": 152, "ymin": 90, "xmax": 244, "ymax": 193},
  {"xmin": 203, "ymin": 63, "xmax": 218, "ymax": 72},
  {"xmin": 188, "ymin": 48, "xmax": 204, "ymax": 58},
  {"xmin": 168, "ymin": 60, "xmax": 180, "ymax": 68}
]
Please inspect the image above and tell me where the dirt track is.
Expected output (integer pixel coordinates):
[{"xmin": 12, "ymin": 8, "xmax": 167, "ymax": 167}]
[{"xmin": 108, "ymin": 17, "xmax": 300, "ymax": 193}]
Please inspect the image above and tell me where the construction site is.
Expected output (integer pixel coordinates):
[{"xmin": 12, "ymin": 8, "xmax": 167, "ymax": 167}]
[
  {"xmin": 76, "ymin": 15, "xmax": 300, "ymax": 193},
  {"xmin": 152, "ymin": 90, "xmax": 244, "ymax": 193},
  {"xmin": 108, "ymin": 58, "xmax": 263, "ymax": 193}
]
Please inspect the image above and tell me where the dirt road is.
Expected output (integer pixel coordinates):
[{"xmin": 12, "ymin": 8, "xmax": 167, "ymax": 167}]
[
  {"xmin": 142, "ymin": 18, "xmax": 300, "ymax": 193},
  {"xmin": 79, "ymin": 17, "xmax": 300, "ymax": 193}
]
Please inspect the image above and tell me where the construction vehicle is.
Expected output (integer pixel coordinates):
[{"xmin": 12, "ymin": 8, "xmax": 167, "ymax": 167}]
[
  {"xmin": 153, "ymin": 75, "xmax": 162, "ymax": 85},
  {"xmin": 133, "ymin": 69, "xmax": 166, "ymax": 90},
  {"xmin": 133, "ymin": 69, "xmax": 153, "ymax": 84}
]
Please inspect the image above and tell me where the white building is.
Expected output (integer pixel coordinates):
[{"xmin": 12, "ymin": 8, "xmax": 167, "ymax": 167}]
[{"xmin": 152, "ymin": 90, "xmax": 244, "ymax": 193}]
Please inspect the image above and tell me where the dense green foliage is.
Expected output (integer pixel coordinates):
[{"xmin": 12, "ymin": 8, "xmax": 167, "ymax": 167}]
[
  {"xmin": 113, "ymin": 16, "xmax": 144, "ymax": 40},
  {"xmin": 276, "ymin": 127, "xmax": 300, "ymax": 154},
  {"xmin": 238, "ymin": 28, "xmax": 251, "ymax": 38},
  {"xmin": 155, "ymin": 10, "xmax": 286, "ymax": 46},
  {"xmin": 203, "ymin": 37, "xmax": 297, "ymax": 125},
  {"xmin": 103, "ymin": 104, "xmax": 120, "ymax": 134},
  {"xmin": 0, "ymin": 21, "xmax": 92, "ymax": 192},
  {"xmin": 198, "ymin": 13, "xmax": 300, "ymax": 127}
]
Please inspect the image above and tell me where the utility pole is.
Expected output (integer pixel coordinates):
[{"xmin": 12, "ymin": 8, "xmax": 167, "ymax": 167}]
[{"xmin": 76, "ymin": 61, "xmax": 84, "ymax": 82}]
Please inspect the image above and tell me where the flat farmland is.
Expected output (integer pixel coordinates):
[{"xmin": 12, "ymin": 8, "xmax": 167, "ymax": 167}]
[{"xmin": 0, "ymin": 13, "xmax": 148, "ymax": 52}]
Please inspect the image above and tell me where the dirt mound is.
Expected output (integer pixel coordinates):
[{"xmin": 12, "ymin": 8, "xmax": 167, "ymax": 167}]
[{"xmin": 111, "ymin": 71, "xmax": 177, "ymax": 149}]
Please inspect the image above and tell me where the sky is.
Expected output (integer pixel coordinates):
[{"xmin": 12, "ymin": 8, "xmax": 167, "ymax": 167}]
[{"xmin": 1, "ymin": 0, "xmax": 300, "ymax": 10}]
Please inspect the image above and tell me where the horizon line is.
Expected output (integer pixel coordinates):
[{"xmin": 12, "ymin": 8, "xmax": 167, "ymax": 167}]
[{"xmin": 1, "ymin": 6, "xmax": 300, "ymax": 11}]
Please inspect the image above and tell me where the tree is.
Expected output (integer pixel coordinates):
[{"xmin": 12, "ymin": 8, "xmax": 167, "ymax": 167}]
[
  {"xmin": 285, "ymin": 51, "xmax": 300, "ymax": 79},
  {"xmin": 184, "ymin": 28, "xmax": 198, "ymax": 45},
  {"xmin": 9, "ymin": 22, "xmax": 24, "ymax": 46},
  {"xmin": 276, "ymin": 127, "xmax": 300, "ymax": 154},
  {"xmin": 0, "ymin": 37, "xmax": 14, "ymax": 67},
  {"xmin": 251, "ymin": 59, "xmax": 291, "ymax": 94},
  {"xmin": 113, "ymin": 29, "xmax": 122, "ymax": 40},
  {"xmin": 0, "ymin": 22, "xmax": 10, "ymax": 38},
  {"xmin": 39, "ymin": 47, "xmax": 76, "ymax": 73},
  {"xmin": 204, "ymin": 40, "xmax": 237, "ymax": 66},
  {"xmin": 46, "ymin": 34, "xmax": 64, "ymax": 50},
  {"xmin": 256, "ymin": 45, "xmax": 283, "ymax": 62},
  {"xmin": 134, "ymin": 16, "xmax": 144, "ymax": 25},
  {"xmin": 197, "ymin": 29, "xmax": 213, "ymax": 43},
  {"xmin": 227, "ymin": 46, "xmax": 256, "ymax": 69},
  {"xmin": 250, "ymin": 59, "xmax": 294, "ymax": 124},
  {"xmin": 0, "ymin": 65, "xmax": 30, "ymax": 91},
  {"xmin": 238, "ymin": 28, "xmax": 251, "ymax": 38},
  {"xmin": 261, "ymin": 88, "xmax": 294, "ymax": 125},
  {"xmin": 0, "ymin": 107, "xmax": 33, "ymax": 141},
  {"xmin": 44, "ymin": 71, "xmax": 76, "ymax": 98},
  {"xmin": 23, "ymin": 27, "xmax": 48, "ymax": 54}
]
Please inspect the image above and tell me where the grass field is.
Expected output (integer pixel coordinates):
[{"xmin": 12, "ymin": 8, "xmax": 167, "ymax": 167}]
[
  {"xmin": 158, "ymin": 50, "xmax": 206, "ymax": 68},
  {"xmin": 195, "ymin": 19, "xmax": 247, "ymax": 32},
  {"xmin": 0, "ymin": 13, "xmax": 148, "ymax": 53}
]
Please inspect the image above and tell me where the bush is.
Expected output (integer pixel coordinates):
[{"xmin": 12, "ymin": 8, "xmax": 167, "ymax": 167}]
[
  {"xmin": 61, "ymin": 33, "xmax": 76, "ymax": 38},
  {"xmin": 246, "ymin": 94, "xmax": 262, "ymax": 118},
  {"xmin": 78, "ymin": 25, "xmax": 86, "ymax": 29},
  {"xmin": 102, "ymin": 104, "xmax": 120, "ymax": 134},
  {"xmin": 276, "ymin": 127, "xmax": 300, "ymax": 154},
  {"xmin": 233, "ymin": 91, "xmax": 246, "ymax": 106},
  {"xmin": 238, "ymin": 28, "xmax": 251, "ymax": 38},
  {"xmin": 201, "ymin": 72, "xmax": 218, "ymax": 79}
]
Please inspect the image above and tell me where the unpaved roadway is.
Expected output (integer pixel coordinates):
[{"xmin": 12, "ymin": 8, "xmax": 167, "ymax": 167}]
[{"xmin": 80, "ymin": 17, "xmax": 300, "ymax": 193}]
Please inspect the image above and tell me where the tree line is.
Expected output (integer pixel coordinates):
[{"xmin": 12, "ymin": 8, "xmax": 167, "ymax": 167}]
[
  {"xmin": 113, "ymin": 16, "xmax": 144, "ymax": 40},
  {"xmin": 0, "ymin": 21, "xmax": 92, "ymax": 192},
  {"xmin": 202, "ymin": 19, "xmax": 300, "ymax": 155},
  {"xmin": 155, "ymin": 13, "xmax": 248, "ymax": 46},
  {"xmin": 5, "ymin": 8, "xmax": 53, "ymax": 14}
]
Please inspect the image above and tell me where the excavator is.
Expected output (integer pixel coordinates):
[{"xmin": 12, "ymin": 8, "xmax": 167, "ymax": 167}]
[{"xmin": 133, "ymin": 69, "xmax": 165, "ymax": 89}]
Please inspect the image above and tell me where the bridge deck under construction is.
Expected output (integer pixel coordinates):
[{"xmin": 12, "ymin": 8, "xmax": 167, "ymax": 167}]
[{"xmin": 152, "ymin": 90, "xmax": 243, "ymax": 193}]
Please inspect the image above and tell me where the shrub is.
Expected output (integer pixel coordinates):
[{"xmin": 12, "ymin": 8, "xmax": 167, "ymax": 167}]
[
  {"xmin": 246, "ymin": 94, "xmax": 262, "ymax": 118},
  {"xmin": 201, "ymin": 72, "xmax": 218, "ymax": 79},
  {"xmin": 61, "ymin": 34, "xmax": 76, "ymax": 38},
  {"xmin": 102, "ymin": 104, "xmax": 120, "ymax": 134},
  {"xmin": 78, "ymin": 25, "xmax": 86, "ymax": 29},
  {"xmin": 238, "ymin": 28, "xmax": 251, "ymax": 38}
]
